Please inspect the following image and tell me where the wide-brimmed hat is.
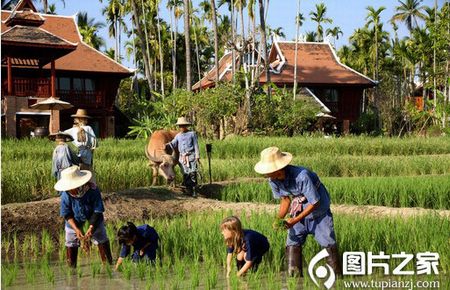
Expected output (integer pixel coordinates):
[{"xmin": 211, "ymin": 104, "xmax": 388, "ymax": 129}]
[
  {"xmin": 254, "ymin": 147, "xmax": 293, "ymax": 175},
  {"xmin": 54, "ymin": 165, "xmax": 92, "ymax": 191},
  {"xmin": 176, "ymin": 117, "xmax": 191, "ymax": 126},
  {"xmin": 71, "ymin": 109, "xmax": 91, "ymax": 119},
  {"xmin": 48, "ymin": 131, "xmax": 74, "ymax": 142}
]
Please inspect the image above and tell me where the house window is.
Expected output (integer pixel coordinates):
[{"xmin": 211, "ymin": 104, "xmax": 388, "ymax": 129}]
[
  {"xmin": 311, "ymin": 88, "xmax": 339, "ymax": 112},
  {"xmin": 58, "ymin": 77, "xmax": 71, "ymax": 90},
  {"xmin": 73, "ymin": 78, "xmax": 83, "ymax": 90},
  {"xmin": 85, "ymin": 79, "xmax": 95, "ymax": 91}
]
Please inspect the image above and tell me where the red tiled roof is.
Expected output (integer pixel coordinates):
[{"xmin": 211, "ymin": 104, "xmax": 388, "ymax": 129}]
[
  {"xmin": 260, "ymin": 42, "xmax": 375, "ymax": 87},
  {"xmin": 1, "ymin": 10, "xmax": 133, "ymax": 75},
  {"xmin": 192, "ymin": 52, "xmax": 236, "ymax": 91}
]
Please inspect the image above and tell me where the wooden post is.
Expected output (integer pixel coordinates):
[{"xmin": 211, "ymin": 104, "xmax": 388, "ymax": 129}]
[
  {"xmin": 51, "ymin": 60, "xmax": 56, "ymax": 97},
  {"xmin": 7, "ymin": 57, "xmax": 12, "ymax": 95}
]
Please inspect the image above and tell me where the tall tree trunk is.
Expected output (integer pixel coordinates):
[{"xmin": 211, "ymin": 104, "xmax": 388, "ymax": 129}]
[
  {"xmin": 210, "ymin": 0, "xmax": 220, "ymax": 83},
  {"xmin": 258, "ymin": 0, "xmax": 270, "ymax": 99},
  {"xmin": 375, "ymin": 28, "xmax": 378, "ymax": 81},
  {"xmin": 130, "ymin": 0, "xmax": 153, "ymax": 98},
  {"xmin": 114, "ymin": 15, "xmax": 119, "ymax": 62},
  {"xmin": 240, "ymin": 6, "xmax": 245, "ymax": 40},
  {"xmin": 193, "ymin": 23, "xmax": 202, "ymax": 91},
  {"xmin": 231, "ymin": 0, "xmax": 236, "ymax": 84},
  {"xmin": 293, "ymin": 0, "xmax": 300, "ymax": 99},
  {"xmin": 43, "ymin": 0, "xmax": 48, "ymax": 13},
  {"xmin": 156, "ymin": 2, "xmax": 165, "ymax": 98},
  {"xmin": 184, "ymin": 0, "xmax": 192, "ymax": 91},
  {"xmin": 169, "ymin": 8, "xmax": 177, "ymax": 91}
]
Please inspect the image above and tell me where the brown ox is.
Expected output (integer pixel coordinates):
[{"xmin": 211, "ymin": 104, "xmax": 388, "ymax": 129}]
[{"xmin": 145, "ymin": 130, "xmax": 179, "ymax": 186}]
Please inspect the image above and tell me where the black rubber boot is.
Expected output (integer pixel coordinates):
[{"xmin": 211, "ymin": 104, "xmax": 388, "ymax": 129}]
[
  {"xmin": 98, "ymin": 241, "xmax": 113, "ymax": 265},
  {"xmin": 286, "ymin": 245, "xmax": 303, "ymax": 277},
  {"xmin": 325, "ymin": 245, "xmax": 342, "ymax": 276},
  {"xmin": 66, "ymin": 247, "xmax": 78, "ymax": 268}
]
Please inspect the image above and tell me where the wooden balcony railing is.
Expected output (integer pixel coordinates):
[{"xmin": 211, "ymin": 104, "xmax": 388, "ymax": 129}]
[
  {"xmin": 2, "ymin": 78, "xmax": 51, "ymax": 97},
  {"xmin": 58, "ymin": 90, "xmax": 106, "ymax": 109}
]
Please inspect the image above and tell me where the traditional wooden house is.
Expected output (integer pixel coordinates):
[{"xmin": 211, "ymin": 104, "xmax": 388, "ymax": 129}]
[
  {"xmin": 193, "ymin": 40, "xmax": 377, "ymax": 132},
  {"xmin": 1, "ymin": 0, "xmax": 133, "ymax": 138}
]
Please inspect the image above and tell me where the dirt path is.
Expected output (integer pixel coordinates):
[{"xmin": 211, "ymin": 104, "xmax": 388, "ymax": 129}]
[{"xmin": 2, "ymin": 186, "xmax": 449, "ymax": 240}]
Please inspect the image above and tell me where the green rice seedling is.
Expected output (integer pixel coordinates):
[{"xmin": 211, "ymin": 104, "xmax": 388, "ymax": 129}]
[
  {"xmin": 41, "ymin": 261, "xmax": 55, "ymax": 284},
  {"xmin": 105, "ymin": 263, "xmax": 113, "ymax": 279},
  {"xmin": 25, "ymin": 262, "xmax": 38, "ymax": 284},
  {"xmin": 29, "ymin": 234, "xmax": 39, "ymax": 259},
  {"xmin": 1, "ymin": 263, "xmax": 18, "ymax": 287},
  {"xmin": 122, "ymin": 259, "xmax": 133, "ymax": 280},
  {"xmin": 22, "ymin": 235, "xmax": 30, "ymax": 259},
  {"xmin": 12, "ymin": 233, "xmax": 19, "ymax": 261},
  {"xmin": 90, "ymin": 260, "xmax": 101, "ymax": 278},
  {"xmin": 136, "ymin": 261, "xmax": 147, "ymax": 280},
  {"xmin": 41, "ymin": 229, "xmax": 54, "ymax": 254},
  {"xmin": 190, "ymin": 264, "xmax": 200, "ymax": 289},
  {"xmin": 77, "ymin": 266, "xmax": 83, "ymax": 278},
  {"xmin": 286, "ymin": 276, "xmax": 299, "ymax": 290}
]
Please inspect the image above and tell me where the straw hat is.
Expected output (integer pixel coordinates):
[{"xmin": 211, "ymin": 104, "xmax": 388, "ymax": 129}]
[
  {"xmin": 71, "ymin": 109, "xmax": 91, "ymax": 119},
  {"xmin": 48, "ymin": 131, "xmax": 74, "ymax": 142},
  {"xmin": 176, "ymin": 117, "xmax": 191, "ymax": 126},
  {"xmin": 254, "ymin": 147, "xmax": 293, "ymax": 175},
  {"xmin": 54, "ymin": 166, "xmax": 92, "ymax": 192}
]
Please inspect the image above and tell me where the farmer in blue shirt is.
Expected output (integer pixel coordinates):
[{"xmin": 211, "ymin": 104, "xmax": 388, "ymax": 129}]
[
  {"xmin": 56, "ymin": 165, "xmax": 112, "ymax": 268},
  {"xmin": 115, "ymin": 222, "xmax": 159, "ymax": 270},
  {"xmin": 221, "ymin": 216, "xmax": 270, "ymax": 277},
  {"xmin": 49, "ymin": 132, "xmax": 78, "ymax": 180},
  {"xmin": 254, "ymin": 147, "xmax": 341, "ymax": 277},
  {"xmin": 167, "ymin": 117, "xmax": 200, "ymax": 197}
]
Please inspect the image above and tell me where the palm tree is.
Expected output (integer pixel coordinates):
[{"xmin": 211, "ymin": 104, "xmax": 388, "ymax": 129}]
[
  {"xmin": 305, "ymin": 31, "xmax": 317, "ymax": 42},
  {"xmin": 101, "ymin": 0, "xmax": 125, "ymax": 62},
  {"xmin": 366, "ymin": 6, "xmax": 386, "ymax": 80},
  {"xmin": 296, "ymin": 12, "xmax": 305, "ymax": 26},
  {"xmin": 184, "ymin": 0, "xmax": 192, "ymax": 91},
  {"xmin": 309, "ymin": 3, "xmax": 332, "ymax": 42},
  {"xmin": 167, "ymin": 0, "xmax": 183, "ymax": 90},
  {"xmin": 234, "ymin": 0, "xmax": 246, "ymax": 39},
  {"xmin": 155, "ymin": 0, "xmax": 165, "ymax": 98},
  {"xmin": 326, "ymin": 26, "xmax": 343, "ymax": 46},
  {"xmin": 271, "ymin": 27, "xmax": 285, "ymax": 39},
  {"xmin": 391, "ymin": 0, "xmax": 426, "ymax": 32},
  {"xmin": 204, "ymin": 0, "xmax": 219, "ymax": 86},
  {"xmin": 258, "ymin": 0, "xmax": 270, "ymax": 98},
  {"xmin": 293, "ymin": 0, "xmax": 301, "ymax": 99},
  {"xmin": 219, "ymin": 0, "xmax": 236, "ymax": 82},
  {"xmin": 77, "ymin": 12, "xmax": 106, "ymax": 50}
]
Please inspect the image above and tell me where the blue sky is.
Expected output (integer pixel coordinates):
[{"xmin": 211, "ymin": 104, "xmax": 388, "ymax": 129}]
[{"xmin": 36, "ymin": 0, "xmax": 443, "ymax": 69}]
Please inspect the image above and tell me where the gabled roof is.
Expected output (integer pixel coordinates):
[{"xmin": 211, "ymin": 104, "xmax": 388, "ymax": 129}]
[
  {"xmin": 2, "ymin": 25, "xmax": 77, "ymax": 48},
  {"xmin": 1, "ymin": 10, "xmax": 133, "ymax": 75},
  {"xmin": 260, "ymin": 41, "xmax": 376, "ymax": 87},
  {"xmin": 192, "ymin": 52, "xmax": 235, "ymax": 91}
]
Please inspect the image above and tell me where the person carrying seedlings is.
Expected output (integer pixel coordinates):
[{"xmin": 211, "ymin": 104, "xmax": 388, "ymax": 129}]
[
  {"xmin": 254, "ymin": 147, "xmax": 341, "ymax": 277},
  {"xmin": 64, "ymin": 109, "xmax": 97, "ymax": 175},
  {"xmin": 220, "ymin": 216, "xmax": 270, "ymax": 277},
  {"xmin": 114, "ymin": 222, "xmax": 159, "ymax": 270},
  {"xmin": 166, "ymin": 117, "xmax": 200, "ymax": 197},
  {"xmin": 49, "ymin": 131, "xmax": 79, "ymax": 180},
  {"xmin": 56, "ymin": 165, "xmax": 112, "ymax": 268}
]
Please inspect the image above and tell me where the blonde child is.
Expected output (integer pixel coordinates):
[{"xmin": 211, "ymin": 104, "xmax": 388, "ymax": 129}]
[{"xmin": 220, "ymin": 216, "xmax": 270, "ymax": 277}]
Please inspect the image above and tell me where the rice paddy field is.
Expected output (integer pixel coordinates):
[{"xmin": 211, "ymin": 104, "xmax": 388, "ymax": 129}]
[{"xmin": 2, "ymin": 136, "xmax": 450, "ymax": 289}]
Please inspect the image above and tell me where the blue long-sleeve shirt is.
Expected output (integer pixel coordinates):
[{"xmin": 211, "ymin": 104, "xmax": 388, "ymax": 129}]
[{"xmin": 168, "ymin": 131, "xmax": 200, "ymax": 160}]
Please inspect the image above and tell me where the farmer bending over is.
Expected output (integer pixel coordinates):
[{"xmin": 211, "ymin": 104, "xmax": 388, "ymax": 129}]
[
  {"xmin": 221, "ymin": 216, "xmax": 270, "ymax": 277},
  {"xmin": 56, "ymin": 166, "xmax": 112, "ymax": 268},
  {"xmin": 166, "ymin": 117, "xmax": 200, "ymax": 197},
  {"xmin": 115, "ymin": 222, "xmax": 159, "ymax": 270},
  {"xmin": 254, "ymin": 147, "xmax": 341, "ymax": 277}
]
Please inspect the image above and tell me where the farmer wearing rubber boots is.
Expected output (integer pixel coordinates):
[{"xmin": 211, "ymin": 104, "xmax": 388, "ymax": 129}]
[
  {"xmin": 254, "ymin": 147, "xmax": 341, "ymax": 277},
  {"xmin": 55, "ymin": 165, "xmax": 113, "ymax": 268},
  {"xmin": 166, "ymin": 117, "xmax": 200, "ymax": 197}
]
